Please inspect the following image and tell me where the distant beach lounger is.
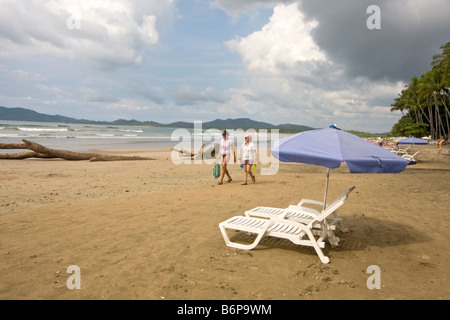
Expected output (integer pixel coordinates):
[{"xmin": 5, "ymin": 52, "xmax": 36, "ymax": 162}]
[
  {"xmin": 391, "ymin": 145, "xmax": 411, "ymax": 155},
  {"xmin": 402, "ymin": 151, "xmax": 419, "ymax": 163}
]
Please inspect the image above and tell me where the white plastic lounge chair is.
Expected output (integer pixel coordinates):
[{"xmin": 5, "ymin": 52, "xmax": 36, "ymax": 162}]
[
  {"xmin": 393, "ymin": 145, "xmax": 410, "ymax": 155},
  {"xmin": 219, "ymin": 191, "xmax": 354, "ymax": 263},
  {"xmin": 219, "ymin": 216, "xmax": 331, "ymax": 263},
  {"xmin": 402, "ymin": 151, "xmax": 419, "ymax": 162},
  {"xmin": 244, "ymin": 186, "xmax": 355, "ymax": 245}
]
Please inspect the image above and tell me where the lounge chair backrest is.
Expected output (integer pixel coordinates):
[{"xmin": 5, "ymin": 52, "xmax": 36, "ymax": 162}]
[{"xmin": 316, "ymin": 186, "xmax": 355, "ymax": 222}]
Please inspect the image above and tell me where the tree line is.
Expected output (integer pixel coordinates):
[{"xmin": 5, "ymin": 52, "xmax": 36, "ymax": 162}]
[{"xmin": 390, "ymin": 42, "xmax": 449, "ymax": 139}]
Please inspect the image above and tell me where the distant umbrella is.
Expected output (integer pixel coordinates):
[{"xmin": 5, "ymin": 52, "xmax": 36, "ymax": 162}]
[
  {"xmin": 396, "ymin": 137, "xmax": 428, "ymax": 153},
  {"xmin": 396, "ymin": 137, "xmax": 428, "ymax": 145}
]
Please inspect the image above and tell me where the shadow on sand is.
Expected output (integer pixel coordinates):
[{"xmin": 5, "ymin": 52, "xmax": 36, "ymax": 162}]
[{"xmin": 228, "ymin": 215, "xmax": 431, "ymax": 258}]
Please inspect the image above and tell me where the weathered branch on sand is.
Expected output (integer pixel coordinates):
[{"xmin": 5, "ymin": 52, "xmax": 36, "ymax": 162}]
[
  {"xmin": 0, "ymin": 150, "xmax": 53, "ymax": 159},
  {"xmin": 171, "ymin": 143, "xmax": 218, "ymax": 160},
  {"xmin": 0, "ymin": 140, "xmax": 154, "ymax": 161}
]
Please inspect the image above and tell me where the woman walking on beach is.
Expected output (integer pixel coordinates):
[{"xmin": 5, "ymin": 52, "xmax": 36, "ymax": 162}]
[
  {"xmin": 218, "ymin": 130, "xmax": 236, "ymax": 185},
  {"xmin": 241, "ymin": 134, "xmax": 257, "ymax": 185}
]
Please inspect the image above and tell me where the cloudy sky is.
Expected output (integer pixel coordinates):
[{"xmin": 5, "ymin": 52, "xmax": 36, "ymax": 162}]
[{"xmin": 0, "ymin": 0, "xmax": 449, "ymax": 132}]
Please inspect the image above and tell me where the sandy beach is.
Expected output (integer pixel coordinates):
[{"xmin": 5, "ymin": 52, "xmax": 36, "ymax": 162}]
[{"xmin": 1, "ymin": 143, "xmax": 449, "ymax": 300}]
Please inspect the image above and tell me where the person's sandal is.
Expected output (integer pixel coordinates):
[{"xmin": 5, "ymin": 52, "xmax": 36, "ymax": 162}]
[
  {"xmin": 241, "ymin": 182, "xmax": 247, "ymax": 185},
  {"xmin": 218, "ymin": 181, "xmax": 223, "ymax": 185},
  {"xmin": 227, "ymin": 179, "xmax": 232, "ymax": 183}
]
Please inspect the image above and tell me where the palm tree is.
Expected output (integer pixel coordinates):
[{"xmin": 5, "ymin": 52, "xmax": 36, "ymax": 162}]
[
  {"xmin": 390, "ymin": 42, "xmax": 450, "ymax": 139},
  {"xmin": 418, "ymin": 71, "xmax": 438, "ymax": 138},
  {"xmin": 407, "ymin": 76, "xmax": 429, "ymax": 124},
  {"xmin": 431, "ymin": 42, "xmax": 450, "ymax": 137},
  {"xmin": 431, "ymin": 42, "xmax": 450, "ymax": 86}
]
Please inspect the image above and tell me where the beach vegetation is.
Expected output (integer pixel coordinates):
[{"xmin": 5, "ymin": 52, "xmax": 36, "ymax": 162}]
[
  {"xmin": 391, "ymin": 116, "xmax": 429, "ymax": 138},
  {"xmin": 391, "ymin": 42, "xmax": 450, "ymax": 139}
]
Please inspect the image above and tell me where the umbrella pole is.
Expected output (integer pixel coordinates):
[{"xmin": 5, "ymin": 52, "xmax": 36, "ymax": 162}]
[{"xmin": 323, "ymin": 168, "xmax": 330, "ymax": 210}]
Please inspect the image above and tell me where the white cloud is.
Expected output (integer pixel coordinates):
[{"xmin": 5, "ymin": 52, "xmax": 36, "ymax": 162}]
[
  {"xmin": 218, "ymin": 88, "xmax": 265, "ymax": 116},
  {"xmin": 210, "ymin": 0, "xmax": 295, "ymax": 17},
  {"xmin": 226, "ymin": 2, "xmax": 326, "ymax": 74},
  {"xmin": 1, "ymin": 68, "xmax": 47, "ymax": 83},
  {"xmin": 133, "ymin": 81, "xmax": 165, "ymax": 105},
  {"xmin": 104, "ymin": 98, "xmax": 163, "ymax": 113},
  {"xmin": 0, "ymin": 0, "xmax": 176, "ymax": 70},
  {"xmin": 140, "ymin": 15, "xmax": 159, "ymax": 45},
  {"xmin": 175, "ymin": 85, "xmax": 226, "ymax": 105},
  {"xmin": 36, "ymin": 83, "xmax": 73, "ymax": 98},
  {"xmin": 80, "ymin": 87, "xmax": 118, "ymax": 103},
  {"xmin": 222, "ymin": 1, "xmax": 405, "ymax": 132}
]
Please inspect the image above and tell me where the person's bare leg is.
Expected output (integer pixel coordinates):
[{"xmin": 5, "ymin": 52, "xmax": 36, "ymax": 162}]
[{"xmin": 219, "ymin": 156, "xmax": 226, "ymax": 184}]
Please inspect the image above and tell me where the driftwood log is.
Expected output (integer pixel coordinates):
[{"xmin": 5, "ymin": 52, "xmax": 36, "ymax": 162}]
[
  {"xmin": 171, "ymin": 143, "xmax": 218, "ymax": 160},
  {"xmin": 0, "ymin": 139, "xmax": 154, "ymax": 161}
]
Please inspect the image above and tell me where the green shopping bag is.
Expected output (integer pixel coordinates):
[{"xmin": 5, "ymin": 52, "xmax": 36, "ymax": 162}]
[{"xmin": 213, "ymin": 163, "xmax": 220, "ymax": 179}]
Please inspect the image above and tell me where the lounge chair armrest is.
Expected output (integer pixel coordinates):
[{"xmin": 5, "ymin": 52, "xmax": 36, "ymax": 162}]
[
  {"xmin": 296, "ymin": 199, "xmax": 323, "ymax": 211},
  {"xmin": 287, "ymin": 205, "xmax": 320, "ymax": 218},
  {"xmin": 297, "ymin": 199, "xmax": 324, "ymax": 207}
]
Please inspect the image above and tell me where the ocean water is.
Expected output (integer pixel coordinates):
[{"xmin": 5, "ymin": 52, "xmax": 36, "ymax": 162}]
[
  {"xmin": 0, "ymin": 120, "xmax": 281, "ymax": 152},
  {"xmin": 0, "ymin": 120, "xmax": 180, "ymax": 151}
]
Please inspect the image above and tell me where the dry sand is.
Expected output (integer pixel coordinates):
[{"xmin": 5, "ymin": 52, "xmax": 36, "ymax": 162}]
[{"xmin": 1, "ymin": 143, "xmax": 449, "ymax": 300}]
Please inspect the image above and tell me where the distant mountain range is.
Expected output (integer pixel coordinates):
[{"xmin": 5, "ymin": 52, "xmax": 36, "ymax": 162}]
[{"xmin": 0, "ymin": 106, "xmax": 314, "ymax": 132}]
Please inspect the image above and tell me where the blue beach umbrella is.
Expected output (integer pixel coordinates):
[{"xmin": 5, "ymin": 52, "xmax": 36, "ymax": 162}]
[
  {"xmin": 397, "ymin": 137, "xmax": 428, "ymax": 145},
  {"xmin": 271, "ymin": 127, "xmax": 409, "ymax": 209},
  {"xmin": 396, "ymin": 137, "xmax": 428, "ymax": 154}
]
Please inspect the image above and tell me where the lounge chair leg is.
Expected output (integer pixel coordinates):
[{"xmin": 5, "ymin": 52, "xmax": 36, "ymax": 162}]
[
  {"xmin": 219, "ymin": 220, "xmax": 271, "ymax": 250},
  {"xmin": 303, "ymin": 228, "xmax": 330, "ymax": 264}
]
